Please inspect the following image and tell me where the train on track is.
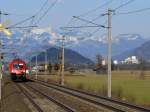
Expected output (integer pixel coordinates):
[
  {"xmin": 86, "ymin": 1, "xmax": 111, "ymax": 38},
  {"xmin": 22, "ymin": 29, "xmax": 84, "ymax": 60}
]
[{"xmin": 9, "ymin": 58, "xmax": 29, "ymax": 81}]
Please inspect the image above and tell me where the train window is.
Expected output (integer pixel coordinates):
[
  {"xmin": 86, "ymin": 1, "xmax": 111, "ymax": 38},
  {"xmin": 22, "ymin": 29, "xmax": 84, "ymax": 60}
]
[{"xmin": 13, "ymin": 64, "xmax": 24, "ymax": 69}]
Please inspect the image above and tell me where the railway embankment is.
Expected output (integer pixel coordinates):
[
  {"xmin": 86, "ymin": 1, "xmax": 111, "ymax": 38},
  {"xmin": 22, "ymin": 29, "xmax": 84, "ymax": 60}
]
[{"xmin": 0, "ymin": 75, "xmax": 31, "ymax": 112}]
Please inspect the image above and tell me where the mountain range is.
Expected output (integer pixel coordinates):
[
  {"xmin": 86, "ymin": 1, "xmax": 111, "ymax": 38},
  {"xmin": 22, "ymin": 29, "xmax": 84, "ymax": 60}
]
[
  {"xmin": 114, "ymin": 40, "xmax": 150, "ymax": 61},
  {"xmin": 61, "ymin": 32, "xmax": 149, "ymax": 61},
  {"xmin": 1, "ymin": 26, "xmax": 149, "ymax": 62}
]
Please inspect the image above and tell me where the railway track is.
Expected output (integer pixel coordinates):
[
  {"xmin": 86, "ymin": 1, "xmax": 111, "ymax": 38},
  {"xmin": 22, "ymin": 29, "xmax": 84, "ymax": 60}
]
[
  {"xmin": 32, "ymin": 79, "xmax": 150, "ymax": 112},
  {"xmin": 16, "ymin": 83, "xmax": 75, "ymax": 112},
  {"xmin": 16, "ymin": 84, "xmax": 44, "ymax": 112}
]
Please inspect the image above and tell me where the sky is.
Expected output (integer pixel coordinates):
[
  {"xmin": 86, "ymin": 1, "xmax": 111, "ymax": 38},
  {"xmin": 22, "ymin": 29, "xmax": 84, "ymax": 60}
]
[{"xmin": 0, "ymin": 0, "xmax": 150, "ymax": 38}]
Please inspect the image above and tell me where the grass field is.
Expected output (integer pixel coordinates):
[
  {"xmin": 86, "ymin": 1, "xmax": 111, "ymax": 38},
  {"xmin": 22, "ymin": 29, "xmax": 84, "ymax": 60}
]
[{"xmin": 37, "ymin": 70, "xmax": 150, "ymax": 106}]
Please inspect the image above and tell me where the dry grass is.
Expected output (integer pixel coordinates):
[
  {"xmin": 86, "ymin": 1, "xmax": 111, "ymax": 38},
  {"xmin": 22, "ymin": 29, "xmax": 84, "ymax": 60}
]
[{"xmin": 37, "ymin": 70, "xmax": 150, "ymax": 106}]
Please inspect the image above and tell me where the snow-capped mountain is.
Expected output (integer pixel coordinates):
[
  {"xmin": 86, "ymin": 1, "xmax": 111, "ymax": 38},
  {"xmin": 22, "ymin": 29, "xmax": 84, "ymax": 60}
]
[
  {"xmin": 1, "ymin": 26, "xmax": 148, "ymax": 62},
  {"xmin": 114, "ymin": 40, "xmax": 150, "ymax": 61},
  {"xmin": 65, "ymin": 33, "xmax": 148, "ymax": 61},
  {"xmin": 1, "ymin": 27, "xmax": 61, "ymax": 62}
]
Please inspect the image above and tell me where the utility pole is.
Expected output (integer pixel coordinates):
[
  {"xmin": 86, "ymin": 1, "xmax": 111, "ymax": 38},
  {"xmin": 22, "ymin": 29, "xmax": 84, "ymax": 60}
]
[
  {"xmin": 45, "ymin": 50, "xmax": 48, "ymax": 74},
  {"xmin": 60, "ymin": 35, "xmax": 65, "ymax": 85},
  {"xmin": 35, "ymin": 55, "xmax": 38, "ymax": 80},
  {"xmin": 29, "ymin": 57, "xmax": 31, "ymax": 72},
  {"xmin": 0, "ymin": 54, "xmax": 1, "ymax": 101},
  {"xmin": 0, "ymin": 10, "xmax": 1, "ymax": 101},
  {"xmin": 107, "ymin": 8, "xmax": 112, "ymax": 98},
  {"xmin": 0, "ymin": 10, "xmax": 9, "ymax": 101},
  {"xmin": 0, "ymin": 10, "xmax": 2, "ymax": 101},
  {"xmin": 44, "ymin": 50, "xmax": 47, "ymax": 81}
]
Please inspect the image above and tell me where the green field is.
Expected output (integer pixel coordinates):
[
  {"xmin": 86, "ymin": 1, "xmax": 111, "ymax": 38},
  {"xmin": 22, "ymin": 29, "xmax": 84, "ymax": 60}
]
[{"xmin": 37, "ymin": 70, "xmax": 150, "ymax": 106}]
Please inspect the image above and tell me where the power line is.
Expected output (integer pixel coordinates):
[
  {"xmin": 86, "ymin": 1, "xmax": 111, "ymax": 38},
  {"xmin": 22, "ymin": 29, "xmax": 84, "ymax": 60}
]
[
  {"xmin": 114, "ymin": 0, "xmax": 135, "ymax": 10},
  {"xmin": 35, "ymin": 0, "xmax": 58, "ymax": 24},
  {"xmin": 2, "ymin": 13, "xmax": 32, "ymax": 17},
  {"xmin": 73, "ymin": 16, "xmax": 107, "ymax": 28},
  {"xmin": 114, "ymin": 7, "xmax": 150, "ymax": 15},
  {"xmin": 34, "ymin": 0, "xmax": 49, "ymax": 17},
  {"xmin": 7, "ymin": 25, "xmax": 37, "ymax": 29},
  {"xmin": 90, "ymin": 13, "xmax": 107, "ymax": 22},
  {"xmin": 28, "ymin": 0, "xmax": 49, "ymax": 26},
  {"xmin": 89, "ymin": 27, "xmax": 102, "ymax": 37},
  {"xmin": 64, "ymin": 14, "xmax": 105, "ymax": 33},
  {"xmin": 61, "ymin": 25, "xmax": 104, "ymax": 29},
  {"xmin": 8, "ymin": 16, "xmax": 35, "ymax": 28},
  {"xmin": 61, "ymin": 15, "xmax": 106, "ymax": 33},
  {"xmin": 78, "ymin": 0, "xmax": 114, "ymax": 17},
  {"xmin": 64, "ymin": 0, "xmax": 113, "ymax": 31},
  {"xmin": 88, "ymin": 20, "xmax": 107, "ymax": 37}
]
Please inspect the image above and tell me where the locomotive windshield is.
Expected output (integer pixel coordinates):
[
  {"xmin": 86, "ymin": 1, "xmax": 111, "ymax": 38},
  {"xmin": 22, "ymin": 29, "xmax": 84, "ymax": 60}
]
[{"xmin": 13, "ymin": 64, "xmax": 24, "ymax": 69}]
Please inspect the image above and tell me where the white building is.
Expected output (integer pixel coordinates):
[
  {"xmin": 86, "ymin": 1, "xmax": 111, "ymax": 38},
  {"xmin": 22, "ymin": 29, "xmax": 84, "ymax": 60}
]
[
  {"xmin": 123, "ymin": 56, "xmax": 139, "ymax": 64},
  {"xmin": 113, "ymin": 60, "xmax": 118, "ymax": 65}
]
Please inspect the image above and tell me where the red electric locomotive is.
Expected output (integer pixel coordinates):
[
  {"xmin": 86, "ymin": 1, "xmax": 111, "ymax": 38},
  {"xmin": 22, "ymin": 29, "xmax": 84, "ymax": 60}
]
[{"xmin": 9, "ymin": 58, "xmax": 29, "ymax": 81}]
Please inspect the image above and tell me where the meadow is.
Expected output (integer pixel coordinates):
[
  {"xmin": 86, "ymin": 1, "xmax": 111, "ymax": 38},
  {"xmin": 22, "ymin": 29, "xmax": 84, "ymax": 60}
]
[{"xmin": 37, "ymin": 70, "xmax": 150, "ymax": 107}]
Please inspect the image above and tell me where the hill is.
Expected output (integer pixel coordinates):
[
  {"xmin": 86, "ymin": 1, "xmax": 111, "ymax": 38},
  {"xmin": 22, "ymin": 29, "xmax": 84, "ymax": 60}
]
[
  {"xmin": 31, "ymin": 47, "xmax": 94, "ymax": 65},
  {"xmin": 113, "ymin": 40, "xmax": 150, "ymax": 61}
]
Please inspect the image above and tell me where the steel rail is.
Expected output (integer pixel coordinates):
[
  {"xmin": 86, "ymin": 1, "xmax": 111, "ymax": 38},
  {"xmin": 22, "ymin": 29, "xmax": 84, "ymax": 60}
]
[
  {"xmin": 34, "ymin": 79, "xmax": 150, "ymax": 112},
  {"xmin": 25, "ymin": 83, "xmax": 76, "ymax": 112},
  {"xmin": 33, "ymin": 79, "xmax": 127, "ymax": 112},
  {"xmin": 16, "ymin": 84, "xmax": 44, "ymax": 112}
]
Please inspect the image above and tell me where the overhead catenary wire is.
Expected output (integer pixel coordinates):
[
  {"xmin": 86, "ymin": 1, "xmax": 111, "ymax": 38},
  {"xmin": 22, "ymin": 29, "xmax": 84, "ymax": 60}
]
[
  {"xmin": 64, "ymin": 14, "xmax": 106, "ymax": 33},
  {"xmin": 114, "ymin": 0, "xmax": 136, "ymax": 10},
  {"xmin": 114, "ymin": 7, "xmax": 150, "ymax": 15},
  {"xmin": 61, "ymin": 25, "xmax": 105, "ymax": 29},
  {"xmin": 78, "ymin": 0, "xmax": 114, "ymax": 17},
  {"xmin": 73, "ymin": 16, "xmax": 107, "ymax": 28},
  {"xmin": 1, "ymin": 13, "xmax": 32, "ymax": 17},
  {"xmin": 64, "ymin": 0, "xmax": 134, "ymax": 32},
  {"xmin": 68, "ymin": 0, "xmax": 136, "ymax": 37},
  {"xmin": 34, "ymin": 0, "xmax": 49, "ymax": 17},
  {"xmin": 64, "ymin": 0, "xmax": 114, "ymax": 32},
  {"xmin": 7, "ymin": 16, "xmax": 35, "ymax": 29},
  {"xmin": 0, "ymin": 1, "xmax": 58, "ymax": 61},
  {"xmin": 88, "ymin": 20, "xmax": 108, "ymax": 37},
  {"xmin": 7, "ymin": 25, "xmax": 38, "ymax": 29},
  {"xmin": 2, "ymin": 0, "xmax": 49, "ymax": 18},
  {"xmin": 29, "ymin": 0, "xmax": 49, "ymax": 26},
  {"xmin": 61, "ymin": 15, "xmax": 105, "ymax": 33},
  {"xmin": 35, "ymin": 0, "xmax": 58, "ymax": 24}
]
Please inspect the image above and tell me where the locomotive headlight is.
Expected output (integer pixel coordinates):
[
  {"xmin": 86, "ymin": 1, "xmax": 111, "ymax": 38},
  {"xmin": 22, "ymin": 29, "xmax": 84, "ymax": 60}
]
[{"xmin": 26, "ymin": 70, "xmax": 29, "ymax": 74}]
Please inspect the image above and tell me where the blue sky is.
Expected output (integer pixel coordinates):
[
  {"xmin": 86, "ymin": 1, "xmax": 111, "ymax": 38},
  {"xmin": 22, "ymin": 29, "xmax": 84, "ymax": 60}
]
[{"xmin": 1, "ymin": 0, "xmax": 150, "ymax": 37}]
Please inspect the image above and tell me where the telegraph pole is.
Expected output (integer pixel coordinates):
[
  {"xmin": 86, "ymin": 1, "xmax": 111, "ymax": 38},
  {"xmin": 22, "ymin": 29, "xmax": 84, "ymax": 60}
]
[
  {"xmin": 107, "ymin": 8, "xmax": 112, "ymax": 98},
  {"xmin": 60, "ymin": 35, "xmax": 65, "ymax": 85}
]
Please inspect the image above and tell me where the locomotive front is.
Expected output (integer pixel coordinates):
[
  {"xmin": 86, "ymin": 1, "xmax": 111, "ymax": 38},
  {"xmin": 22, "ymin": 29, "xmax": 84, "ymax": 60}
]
[{"xmin": 9, "ymin": 58, "xmax": 28, "ymax": 81}]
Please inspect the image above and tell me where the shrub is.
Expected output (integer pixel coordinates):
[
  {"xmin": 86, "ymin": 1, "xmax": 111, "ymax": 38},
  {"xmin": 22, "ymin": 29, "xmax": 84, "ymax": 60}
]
[
  {"xmin": 98, "ymin": 84, "xmax": 107, "ymax": 96},
  {"xmin": 112, "ymin": 86, "xmax": 123, "ymax": 99},
  {"xmin": 76, "ymin": 83, "xmax": 84, "ymax": 90},
  {"xmin": 126, "ymin": 94, "xmax": 136, "ymax": 103}
]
